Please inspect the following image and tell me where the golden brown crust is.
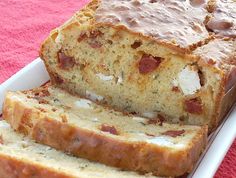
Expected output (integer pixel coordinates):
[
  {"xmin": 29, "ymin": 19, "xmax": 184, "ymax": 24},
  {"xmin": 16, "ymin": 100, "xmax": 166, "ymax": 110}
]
[
  {"xmin": 0, "ymin": 154, "xmax": 74, "ymax": 178},
  {"xmin": 95, "ymin": 0, "xmax": 210, "ymax": 50},
  {"xmin": 215, "ymin": 82, "xmax": 236, "ymax": 130},
  {"xmin": 3, "ymin": 91, "xmax": 207, "ymax": 177}
]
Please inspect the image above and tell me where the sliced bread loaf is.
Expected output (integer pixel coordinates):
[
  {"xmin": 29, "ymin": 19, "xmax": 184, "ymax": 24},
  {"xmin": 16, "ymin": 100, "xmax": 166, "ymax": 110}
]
[
  {"xmin": 40, "ymin": 0, "xmax": 236, "ymax": 132},
  {"xmin": 3, "ymin": 84, "xmax": 207, "ymax": 177},
  {"xmin": 0, "ymin": 120, "xmax": 157, "ymax": 178}
]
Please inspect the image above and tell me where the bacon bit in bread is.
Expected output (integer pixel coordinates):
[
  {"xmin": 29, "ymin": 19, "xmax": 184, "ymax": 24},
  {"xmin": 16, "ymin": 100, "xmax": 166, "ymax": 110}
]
[
  {"xmin": 130, "ymin": 111, "xmax": 137, "ymax": 115},
  {"xmin": 54, "ymin": 74, "xmax": 64, "ymax": 84},
  {"xmin": 38, "ymin": 98, "xmax": 49, "ymax": 105},
  {"xmin": 57, "ymin": 52, "xmax": 75, "ymax": 70},
  {"xmin": 172, "ymin": 86, "xmax": 180, "ymax": 92},
  {"xmin": 158, "ymin": 114, "xmax": 165, "ymax": 126},
  {"xmin": 88, "ymin": 41, "xmax": 102, "ymax": 48},
  {"xmin": 36, "ymin": 107, "xmax": 47, "ymax": 113},
  {"xmin": 198, "ymin": 69, "xmax": 205, "ymax": 86},
  {"xmin": 52, "ymin": 108, "xmax": 57, "ymax": 112},
  {"xmin": 78, "ymin": 32, "xmax": 88, "ymax": 42},
  {"xmin": 147, "ymin": 114, "xmax": 165, "ymax": 126},
  {"xmin": 40, "ymin": 90, "xmax": 50, "ymax": 97},
  {"xmin": 34, "ymin": 92, "xmax": 40, "ymax": 96},
  {"xmin": 100, "ymin": 124, "xmax": 119, "ymax": 135},
  {"xmin": 145, "ymin": 133, "xmax": 155, "ymax": 137},
  {"xmin": 139, "ymin": 54, "xmax": 162, "ymax": 74},
  {"xmin": 99, "ymin": 63, "xmax": 109, "ymax": 71},
  {"xmin": 0, "ymin": 135, "xmax": 3, "ymax": 144},
  {"xmin": 207, "ymin": 59, "xmax": 216, "ymax": 65},
  {"xmin": 107, "ymin": 40, "xmax": 113, "ymax": 45},
  {"xmin": 89, "ymin": 30, "xmax": 103, "ymax": 39},
  {"xmin": 179, "ymin": 116, "xmax": 186, "ymax": 122},
  {"xmin": 162, "ymin": 130, "xmax": 185, "ymax": 137},
  {"xmin": 149, "ymin": 0, "xmax": 158, "ymax": 3},
  {"xmin": 33, "ymin": 90, "xmax": 50, "ymax": 98},
  {"xmin": 184, "ymin": 98, "xmax": 203, "ymax": 114},
  {"xmin": 27, "ymin": 95, "xmax": 32, "ymax": 99},
  {"xmin": 60, "ymin": 114, "xmax": 68, "ymax": 123},
  {"xmin": 131, "ymin": 41, "xmax": 142, "ymax": 49}
]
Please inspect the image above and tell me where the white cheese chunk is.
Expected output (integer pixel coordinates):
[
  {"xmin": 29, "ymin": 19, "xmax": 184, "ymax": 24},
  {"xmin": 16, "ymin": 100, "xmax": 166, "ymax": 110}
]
[
  {"xmin": 141, "ymin": 112, "xmax": 157, "ymax": 119},
  {"xmin": 96, "ymin": 73, "xmax": 114, "ymax": 81},
  {"xmin": 0, "ymin": 120, "xmax": 10, "ymax": 128},
  {"xmin": 55, "ymin": 32, "xmax": 64, "ymax": 49},
  {"xmin": 10, "ymin": 95, "xmax": 25, "ymax": 102},
  {"xmin": 117, "ymin": 75, "xmax": 123, "ymax": 84},
  {"xmin": 55, "ymin": 32, "xmax": 64, "ymax": 44},
  {"xmin": 177, "ymin": 66, "xmax": 201, "ymax": 95},
  {"xmin": 74, "ymin": 99, "xmax": 92, "ymax": 109},
  {"xmin": 92, "ymin": 118, "xmax": 99, "ymax": 122},
  {"xmin": 147, "ymin": 136, "xmax": 185, "ymax": 149},
  {"xmin": 86, "ymin": 90, "xmax": 104, "ymax": 102},
  {"xmin": 172, "ymin": 79, "xmax": 178, "ymax": 87},
  {"xmin": 132, "ymin": 116, "xmax": 147, "ymax": 123}
]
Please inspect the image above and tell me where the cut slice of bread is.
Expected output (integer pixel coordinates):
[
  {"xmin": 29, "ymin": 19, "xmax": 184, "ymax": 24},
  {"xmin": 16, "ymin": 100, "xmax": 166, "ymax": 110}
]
[
  {"xmin": 40, "ymin": 0, "xmax": 236, "ymax": 132},
  {"xmin": 3, "ymin": 84, "xmax": 207, "ymax": 177},
  {"xmin": 0, "ymin": 120, "xmax": 158, "ymax": 178}
]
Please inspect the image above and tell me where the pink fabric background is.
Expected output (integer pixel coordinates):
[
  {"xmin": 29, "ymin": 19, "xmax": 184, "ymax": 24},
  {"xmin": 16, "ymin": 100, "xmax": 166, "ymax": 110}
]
[{"xmin": 0, "ymin": 0, "xmax": 235, "ymax": 177}]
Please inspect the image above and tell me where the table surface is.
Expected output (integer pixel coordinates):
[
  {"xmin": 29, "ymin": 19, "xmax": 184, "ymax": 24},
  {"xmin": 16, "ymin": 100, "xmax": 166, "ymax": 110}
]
[{"xmin": 0, "ymin": 0, "xmax": 235, "ymax": 177}]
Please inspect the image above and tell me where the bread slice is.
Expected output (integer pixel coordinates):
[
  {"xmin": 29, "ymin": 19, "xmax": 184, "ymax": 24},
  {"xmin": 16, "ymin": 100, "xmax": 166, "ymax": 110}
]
[
  {"xmin": 40, "ymin": 0, "xmax": 236, "ymax": 132},
  {"xmin": 3, "ymin": 84, "xmax": 207, "ymax": 177},
  {"xmin": 0, "ymin": 120, "xmax": 158, "ymax": 178}
]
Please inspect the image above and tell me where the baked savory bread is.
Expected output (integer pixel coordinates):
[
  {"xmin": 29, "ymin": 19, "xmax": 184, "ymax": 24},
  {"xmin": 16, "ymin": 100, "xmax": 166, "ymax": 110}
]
[
  {"xmin": 0, "ymin": 120, "xmax": 158, "ymax": 178},
  {"xmin": 2, "ymin": 84, "xmax": 207, "ymax": 177},
  {"xmin": 40, "ymin": 0, "xmax": 236, "ymax": 132}
]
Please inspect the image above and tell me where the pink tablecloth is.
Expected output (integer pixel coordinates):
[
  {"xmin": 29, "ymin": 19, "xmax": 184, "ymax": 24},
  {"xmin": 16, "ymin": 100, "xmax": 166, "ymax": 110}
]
[{"xmin": 0, "ymin": 0, "xmax": 235, "ymax": 177}]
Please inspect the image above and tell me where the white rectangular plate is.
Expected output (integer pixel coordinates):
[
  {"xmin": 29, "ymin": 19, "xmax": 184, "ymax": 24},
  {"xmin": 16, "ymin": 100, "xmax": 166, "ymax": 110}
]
[{"xmin": 0, "ymin": 58, "xmax": 235, "ymax": 178}]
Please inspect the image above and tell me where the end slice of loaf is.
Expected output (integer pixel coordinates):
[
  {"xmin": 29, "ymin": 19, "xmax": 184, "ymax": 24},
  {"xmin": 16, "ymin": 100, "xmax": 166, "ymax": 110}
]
[
  {"xmin": 40, "ymin": 0, "xmax": 236, "ymax": 132},
  {"xmin": 3, "ymin": 84, "xmax": 207, "ymax": 177},
  {"xmin": 0, "ymin": 120, "xmax": 158, "ymax": 178}
]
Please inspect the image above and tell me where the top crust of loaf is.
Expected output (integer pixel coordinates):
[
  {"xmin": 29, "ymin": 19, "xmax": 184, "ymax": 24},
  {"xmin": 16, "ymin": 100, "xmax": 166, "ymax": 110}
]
[
  {"xmin": 95, "ymin": 0, "xmax": 210, "ymax": 49},
  {"xmin": 95, "ymin": 0, "xmax": 236, "ymax": 49}
]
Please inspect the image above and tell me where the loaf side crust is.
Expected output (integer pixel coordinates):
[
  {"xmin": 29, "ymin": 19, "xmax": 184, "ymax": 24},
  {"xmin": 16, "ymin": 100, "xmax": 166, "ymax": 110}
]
[{"xmin": 0, "ymin": 154, "xmax": 74, "ymax": 178}]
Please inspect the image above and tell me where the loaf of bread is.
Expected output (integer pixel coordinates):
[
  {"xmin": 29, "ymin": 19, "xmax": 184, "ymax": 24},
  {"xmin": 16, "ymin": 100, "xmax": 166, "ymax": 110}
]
[
  {"xmin": 40, "ymin": 0, "xmax": 236, "ymax": 132},
  {"xmin": 0, "ymin": 120, "xmax": 158, "ymax": 178},
  {"xmin": 3, "ymin": 84, "xmax": 207, "ymax": 177}
]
